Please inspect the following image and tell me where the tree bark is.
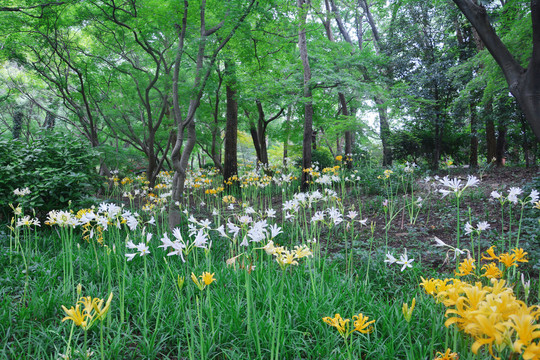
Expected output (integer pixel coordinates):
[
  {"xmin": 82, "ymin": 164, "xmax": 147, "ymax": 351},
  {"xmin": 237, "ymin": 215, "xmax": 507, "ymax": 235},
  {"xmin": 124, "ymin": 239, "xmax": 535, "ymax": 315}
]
[
  {"xmin": 496, "ymin": 123, "xmax": 507, "ymax": 167},
  {"xmin": 469, "ymin": 101, "xmax": 479, "ymax": 168},
  {"xmin": 485, "ymin": 100, "xmax": 496, "ymax": 163},
  {"xmin": 223, "ymin": 72, "xmax": 239, "ymax": 187},
  {"xmin": 452, "ymin": 0, "xmax": 540, "ymax": 141},
  {"xmin": 298, "ymin": 0, "xmax": 314, "ymax": 191}
]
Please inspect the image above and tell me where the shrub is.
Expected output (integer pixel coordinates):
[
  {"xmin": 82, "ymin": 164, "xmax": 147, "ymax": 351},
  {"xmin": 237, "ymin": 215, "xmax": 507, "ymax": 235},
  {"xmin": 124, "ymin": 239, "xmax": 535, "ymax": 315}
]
[{"xmin": 0, "ymin": 131, "xmax": 102, "ymax": 219}]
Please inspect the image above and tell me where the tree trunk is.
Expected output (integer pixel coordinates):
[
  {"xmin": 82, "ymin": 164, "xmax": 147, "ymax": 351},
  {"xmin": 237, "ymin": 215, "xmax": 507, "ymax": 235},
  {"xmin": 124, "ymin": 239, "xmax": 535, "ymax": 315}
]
[
  {"xmin": 298, "ymin": 0, "xmax": 313, "ymax": 191},
  {"xmin": 469, "ymin": 101, "xmax": 479, "ymax": 168},
  {"xmin": 485, "ymin": 101, "xmax": 496, "ymax": 163},
  {"xmin": 496, "ymin": 123, "xmax": 507, "ymax": 167},
  {"xmin": 375, "ymin": 96, "xmax": 392, "ymax": 166},
  {"xmin": 452, "ymin": 0, "xmax": 540, "ymax": 141},
  {"xmin": 520, "ymin": 112, "xmax": 531, "ymax": 168},
  {"xmin": 223, "ymin": 80, "xmax": 239, "ymax": 187},
  {"xmin": 283, "ymin": 106, "xmax": 292, "ymax": 168}
]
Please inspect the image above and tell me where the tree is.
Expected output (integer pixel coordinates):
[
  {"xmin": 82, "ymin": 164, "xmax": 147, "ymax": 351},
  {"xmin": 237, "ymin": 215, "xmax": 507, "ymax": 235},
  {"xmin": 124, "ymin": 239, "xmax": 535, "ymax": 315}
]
[
  {"xmin": 298, "ymin": 0, "xmax": 314, "ymax": 191},
  {"xmin": 452, "ymin": 0, "xmax": 540, "ymax": 141}
]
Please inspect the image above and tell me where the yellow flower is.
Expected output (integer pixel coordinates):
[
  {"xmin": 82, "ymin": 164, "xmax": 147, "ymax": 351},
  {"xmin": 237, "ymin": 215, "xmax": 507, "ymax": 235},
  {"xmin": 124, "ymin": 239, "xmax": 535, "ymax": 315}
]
[
  {"xmin": 499, "ymin": 253, "xmax": 517, "ymax": 268},
  {"xmin": 482, "ymin": 246, "xmax": 499, "ymax": 261},
  {"xmin": 512, "ymin": 248, "xmax": 528, "ymax": 263},
  {"xmin": 420, "ymin": 277, "xmax": 438, "ymax": 296},
  {"xmin": 293, "ymin": 245, "xmax": 313, "ymax": 259},
  {"xmin": 335, "ymin": 155, "xmax": 343, "ymax": 161},
  {"xmin": 78, "ymin": 296, "xmax": 98, "ymax": 321},
  {"xmin": 481, "ymin": 263, "xmax": 502, "ymax": 279},
  {"xmin": 93, "ymin": 292, "xmax": 113, "ymax": 321},
  {"xmin": 402, "ymin": 298, "xmax": 416, "ymax": 323},
  {"xmin": 533, "ymin": 201, "xmax": 540, "ymax": 210},
  {"xmin": 191, "ymin": 272, "xmax": 205, "ymax": 291},
  {"xmin": 61, "ymin": 304, "xmax": 88, "ymax": 329},
  {"xmin": 201, "ymin": 272, "xmax": 216, "ymax": 286},
  {"xmin": 510, "ymin": 312, "xmax": 540, "ymax": 353},
  {"xmin": 523, "ymin": 342, "xmax": 540, "ymax": 359},
  {"xmin": 322, "ymin": 313, "xmax": 350, "ymax": 337},
  {"xmin": 455, "ymin": 258, "xmax": 475, "ymax": 277},
  {"xmin": 433, "ymin": 348, "xmax": 459, "ymax": 360},
  {"xmin": 352, "ymin": 313, "xmax": 375, "ymax": 334}
]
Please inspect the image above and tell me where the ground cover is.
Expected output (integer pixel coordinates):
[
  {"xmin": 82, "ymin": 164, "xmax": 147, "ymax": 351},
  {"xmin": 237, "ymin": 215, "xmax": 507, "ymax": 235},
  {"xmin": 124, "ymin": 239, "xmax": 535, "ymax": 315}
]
[{"xmin": 1, "ymin": 163, "xmax": 539, "ymax": 359}]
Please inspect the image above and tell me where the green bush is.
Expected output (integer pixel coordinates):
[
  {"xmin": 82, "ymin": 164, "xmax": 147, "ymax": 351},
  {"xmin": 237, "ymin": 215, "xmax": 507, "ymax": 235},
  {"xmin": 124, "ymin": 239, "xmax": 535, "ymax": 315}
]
[
  {"xmin": 0, "ymin": 131, "xmax": 102, "ymax": 219},
  {"xmin": 311, "ymin": 147, "xmax": 335, "ymax": 169}
]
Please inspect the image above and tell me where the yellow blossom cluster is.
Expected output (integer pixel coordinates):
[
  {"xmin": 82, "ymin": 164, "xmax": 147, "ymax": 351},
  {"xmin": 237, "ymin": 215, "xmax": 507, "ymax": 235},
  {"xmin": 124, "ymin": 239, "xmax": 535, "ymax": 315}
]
[
  {"xmin": 322, "ymin": 165, "xmax": 340, "ymax": 175},
  {"xmin": 454, "ymin": 247, "xmax": 527, "ymax": 279},
  {"xmin": 322, "ymin": 312, "xmax": 375, "ymax": 339},
  {"xmin": 433, "ymin": 348, "xmax": 459, "ymax": 360},
  {"xmin": 262, "ymin": 241, "xmax": 313, "ymax": 269},
  {"xmin": 191, "ymin": 272, "xmax": 216, "ymax": 291},
  {"xmin": 205, "ymin": 186, "xmax": 224, "ymax": 195},
  {"xmin": 222, "ymin": 195, "xmax": 236, "ymax": 204},
  {"xmin": 62, "ymin": 293, "xmax": 113, "ymax": 330},
  {"xmin": 420, "ymin": 277, "xmax": 540, "ymax": 359}
]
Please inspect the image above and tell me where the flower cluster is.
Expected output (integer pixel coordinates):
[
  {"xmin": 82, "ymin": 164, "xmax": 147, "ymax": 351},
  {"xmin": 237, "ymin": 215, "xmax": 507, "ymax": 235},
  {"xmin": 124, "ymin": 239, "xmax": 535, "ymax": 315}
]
[
  {"xmin": 62, "ymin": 292, "xmax": 113, "ymax": 330},
  {"xmin": 421, "ymin": 277, "xmax": 540, "ymax": 359},
  {"xmin": 384, "ymin": 249, "xmax": 414, "ymax": 271},
  {"xmin": 191, "ymin": 272, "xmax": 216, "ymax": 291},
  {"xmin": 322, "ymin": 312, "xmax": 375, "ymax": 339},
  {"xmin": 262, "ymin": 241, "xmax": 313, "ymax": 269}
]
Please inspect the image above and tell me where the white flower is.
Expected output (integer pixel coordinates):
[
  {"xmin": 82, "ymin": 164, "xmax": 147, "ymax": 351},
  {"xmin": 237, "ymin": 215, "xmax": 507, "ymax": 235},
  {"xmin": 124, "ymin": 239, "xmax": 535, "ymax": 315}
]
[
  {"xmin": 464, "ymin": 175, "xmax": 480, "ymax": 188},
  {"xmin": 13, "ymin": 187, "xmax": 31, "ymax": 196},
  {"xmin": 311, "ymin": 211, "xmax": 325, "ymax": 223},
  {"xmin": 347, "ymin": 211, "xmax": 358, "ymax": 220},
  {"xmin": 396, "ymin": 252, "xmax": 414, "ymax": 271},
  {"xmin": 125, "ymin": 253, "xmax": 137, "ymax": 261},
  {"xmin": 477, "ymin": 221, "xmax": 490, "ymax": 231},
  {"xmin": 266, "ymin": 208, "xmax": 276, "ymax": 218},
  {"xmin": 433, "ymin": 237, "xmax": 447, "ymax": 247},
  {"xmin": 158, "ymin": 233, "xmax": 174, "ymax": 249},
  {"xmin": 508, "ymin": 187, "xmax": 523, "ymax": 204},
  {"xmin": 136, "ymin": 243, "xmax": 150, "ymax": 256},
  {"xmin": 529, "ymin": 189, "xmax": 539, "ymax": 204},
  {"xmin": 269, "ymin": 224, "xmax": 282, "ymax": 239},
  {"xmin": 464, "ymin": 222, "xmax": 474, "ymax": 235},
  {"xmin": 212, "ymin": 208, "xmax": 219, "ymax": 216},
  {"xmin": 215, "ymin": 225, "xmax": 228, "ymax": 238},
  {"xmin": 384, "ymin": 253, "xmax": 397, "ymax": 264},
  {"xmin": 199, "ymin": 219, "xmax": 212, "ymax": 229},
  {"xmin": 192, "ymin": 229, "xmax": 208, "ymax": 249},
  {"xmin": 172, "ymin": 227, "xmax": 183, "ymax": 241},
  {"xmin": 490, "ymin": 190, "xmax": 502, "ymax": 199}
]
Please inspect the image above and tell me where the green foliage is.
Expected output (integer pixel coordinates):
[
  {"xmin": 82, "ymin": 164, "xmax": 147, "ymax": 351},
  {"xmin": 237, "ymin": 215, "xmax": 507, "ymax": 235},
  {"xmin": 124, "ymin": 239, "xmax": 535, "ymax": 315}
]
[
  {"xmin": 0, "ymin": 131, "xmax": 102, "ymax": 218},
  {"xmin": 311, "ymin": 147, "xmax": 335, "ymax": 169}
]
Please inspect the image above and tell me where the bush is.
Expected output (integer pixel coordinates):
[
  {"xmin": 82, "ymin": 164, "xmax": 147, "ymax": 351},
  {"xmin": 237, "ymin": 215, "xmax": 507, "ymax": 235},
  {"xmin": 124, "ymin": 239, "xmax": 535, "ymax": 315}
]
[
  {"xmin": 0, "ymin": 131, "xmax": 102, "ymax": 219},
  {"xmin": 311, "ymin": 147, "xmax": 335, "ymax": 170}
]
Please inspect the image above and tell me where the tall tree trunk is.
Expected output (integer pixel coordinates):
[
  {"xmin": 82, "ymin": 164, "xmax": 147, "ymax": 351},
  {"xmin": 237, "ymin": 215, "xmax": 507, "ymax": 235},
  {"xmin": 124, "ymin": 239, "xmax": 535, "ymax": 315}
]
[
  {"xmin": 375, "ymin": 96, "xmax": 392, "ymax": 166},
  {"xmin": 496, "ymin": 123, "xmax": 507, "ymax": 167},
  {"xmin": 223, "ymin": 79, "xmax": 239, "ymax": 187},
  {"xmin": 520, "ymin": 112, "xmax": 531, "ymax": 168},
  {"xmin": 469, "ymin": 101, "xmax": 479, "ymax": 168},
  {"xmin": 485, "ymin": 101, "xmax": 497, "ymax": 163},
  {"xmin": 298, "ymin": 0, "xmax": 313, "ymax": 191},
  {"xmin": 283, "ymin": 106, "xmax": 292, "ymax": 167}
]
